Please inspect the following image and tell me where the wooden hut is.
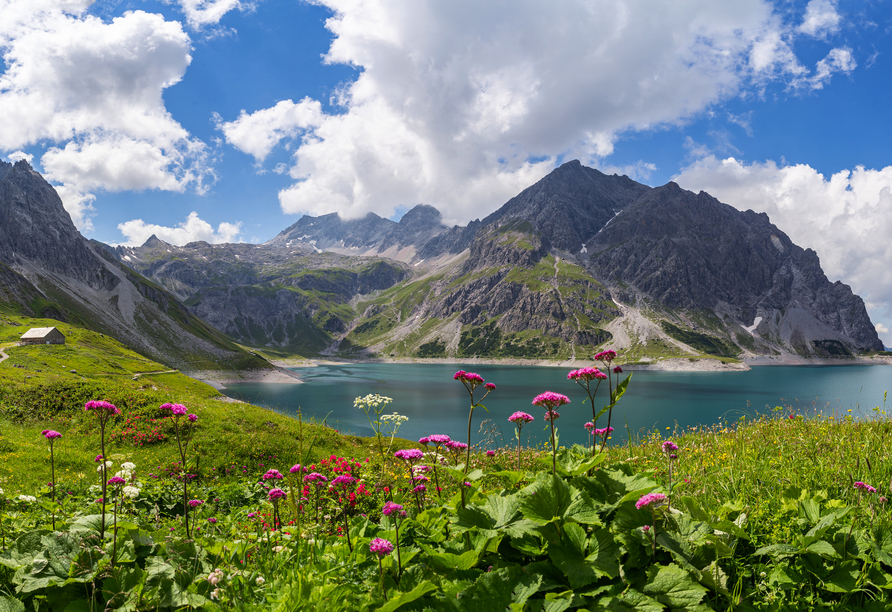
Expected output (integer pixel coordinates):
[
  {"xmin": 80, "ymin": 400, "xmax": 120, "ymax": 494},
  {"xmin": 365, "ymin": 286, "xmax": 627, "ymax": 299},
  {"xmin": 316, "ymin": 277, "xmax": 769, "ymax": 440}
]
[{"xmin": 20, "ymin": 327, "xmax": 66, "ymax": 345}]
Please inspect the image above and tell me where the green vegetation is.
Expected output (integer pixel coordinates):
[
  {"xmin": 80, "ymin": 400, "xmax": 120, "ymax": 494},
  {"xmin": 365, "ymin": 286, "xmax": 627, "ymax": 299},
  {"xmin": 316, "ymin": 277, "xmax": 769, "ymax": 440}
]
[
  {"xmin": 661, "ymin": 321, "xmax": 738, "ymax": 358},
  {"xmin": 415, "ymin": 339, "xmax": 446, "ymax": 358},
  {"xmin": 813, "ymin": 339, "xmax": 853, "ymax": 357}
]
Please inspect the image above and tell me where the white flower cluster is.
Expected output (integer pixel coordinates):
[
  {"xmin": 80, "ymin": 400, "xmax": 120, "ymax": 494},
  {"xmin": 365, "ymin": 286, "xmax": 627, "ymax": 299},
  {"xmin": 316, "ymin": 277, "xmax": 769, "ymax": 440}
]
[
  {"xmin": 208, "ymin": 568, "xmax": 225, "ymax": 600},
  {"xmin": 122, "ymin": 486, "xmax": 140, "ymax": 500},
  {"xmin": 17, "ymin": 495, "xmax": 36, "ymax": 503},
  {"xmin": 354, "ymin": 394, "xmax": 393, "ymax": 410},
  {"xmin": 97, "ymin": 460, "xmax": 114, "ymax": 473},
  {"xmin": 380, "ymin": 412, "xmax": 408, "ymax": 424}
]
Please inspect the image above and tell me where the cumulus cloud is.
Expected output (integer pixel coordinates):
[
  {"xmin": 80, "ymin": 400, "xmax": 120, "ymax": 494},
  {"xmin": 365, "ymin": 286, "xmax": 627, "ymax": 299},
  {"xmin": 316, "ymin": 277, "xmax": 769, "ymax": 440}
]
[
  {"xmin": 674, "ymin": 156, "xmax": 892, "ymax": 343},
  {"xmin": 217, "ymin": 0, "xmax": 855, "ymax": 225},
  {"xmin": 117, "ymin": 212, "xmax": 242, "ymax": 246},
  {"xmin": 4, "ymin": 150, "xmax": 32, "ymax": 163},
  {"xmin": 798, "ymin": 0, "xmax": 841, "ymax": 38},
  {"xmin": 53, "ymin": 184, "xmax": 96, "ymax": 232},
  {"xmin": 877, "ymin": 323, "xmax": 890, "ymax": 335},
  {"xmin": 0, "ymin": 1, "xmax": 210, "ymax": 227},
  {"xmin": 168, "ymin": 0, "xmax": 250, "ymax": 30},
  {"xmin": 215, "ymin": 98, "xmax": 325, "ymax": 163}
]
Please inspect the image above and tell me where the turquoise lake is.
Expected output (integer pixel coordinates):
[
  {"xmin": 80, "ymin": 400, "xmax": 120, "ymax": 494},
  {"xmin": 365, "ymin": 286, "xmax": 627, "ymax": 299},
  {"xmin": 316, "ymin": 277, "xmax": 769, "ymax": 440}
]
[{"xmin": 221, "ymin": 363, "xmax": 891, "ymax": 449}]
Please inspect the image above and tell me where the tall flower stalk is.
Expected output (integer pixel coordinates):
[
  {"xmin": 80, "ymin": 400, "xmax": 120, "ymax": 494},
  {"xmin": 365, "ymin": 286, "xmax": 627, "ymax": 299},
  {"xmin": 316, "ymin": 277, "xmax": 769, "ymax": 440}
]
[
  {"xmin": 594, "ymin": 351, "xmax": 624, "ymax": 452},
  {"xmin": 355, "ymin": 394, "xmax": 395, "ymax": 482},
  {"xmin": 453, "ymin": 371, "xmax": 496, "ymax": 471},
  {"xmin": 370, "ymin": 538, "xmax": 394, "ymax": 599},
  {"xmin": 532, "ymin": 391, "xmax": 570, "ymax": 474},
  {"xmin": 159, "ymin": 403, "xmax": 198, "ymax": 537},
  {"xmin": 382, "ymin": 501, "xmax": 405, "ymax": 577},
  {"xmin": 84, "ymin": 400, "xmax": 120, "ymax": 539},
  {"xmin": 394, "ymin": 449, "xmax": 424, "ymax": 512},
  {"xmin": 567, "ymin": 367, "xmax": 608, "ymax": 456},
  {"xmin": 41, "ymin": 430, "xmax": 61, "ymax": 530},
  {"xmin": 507, "ymin": 412, "xmax": 534, "ymax": 471},
  {"xmin": 107, "ymin": 476, "xmax": 126, "ymax": 568},
  {"xmin": 662, "ymin": 440, "xmax": 678, "ymax": 508}
]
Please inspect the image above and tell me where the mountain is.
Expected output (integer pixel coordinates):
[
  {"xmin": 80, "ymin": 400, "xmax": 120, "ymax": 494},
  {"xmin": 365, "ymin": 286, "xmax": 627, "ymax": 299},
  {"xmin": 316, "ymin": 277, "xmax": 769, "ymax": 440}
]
[
  {"xmin": 103, "ymin": 159, "xmax": 885, "ymax": 361},
  {"xmin": 0, "ymin": 160, "xmax": 266, "ymax": 371}
]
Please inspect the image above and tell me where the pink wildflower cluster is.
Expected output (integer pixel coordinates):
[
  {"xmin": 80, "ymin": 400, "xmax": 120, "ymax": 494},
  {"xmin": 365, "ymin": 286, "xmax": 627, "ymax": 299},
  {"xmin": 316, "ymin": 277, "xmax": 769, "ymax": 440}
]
[
  {"xmin": 594, "ymin": 350, "xmax": 617, "ymax": 362},
  {"xmin": 543, "ymin": 410, "xmax": 560, "ymax": 422},
  {"xmin": 160, "ymin": 403, "xmax": 187, "ymax": 416},
  {"xmin": 188, "ymin": 499, "xmax": 204, "ymax": 508},
  {"xmin": 85, "ymin": 400, "xmax": 120, "ymax": 415},
  {"xmin": 108, "ymin": 414, "xmax": 167, "ymax": 447},
  {"xmin": 369, "ymin": 538, "xmax": 394, "ymax": 556},
  {"xmin": 636, "ymin": 492, "xmax": 668, "ymax": 510},
  {"xmin": 855, "ymin": 481, "xmax": 877, "ymax": 493},
  {"xmin": 382, "ymin": 501, "xmax": 404, "ymax": 516},
  {"xmin": 262, "ymin": 469, "xmax": 284, "ymax": 481},
  {"xmin": 42, "ymin": 430, "xmax": 62, "ymax": 440},
  {"xmin": 394, "ymin": 449, "xmax": 424, "ymax": 463},
  {"xmin": 428, "ymin": 434, "xmax": 451, "ymax": 445},
  {"xmin": 508, "ymin": 411, "xmax": 534, "ymax": 425},
  {"xmin": 594, "ymin": 426, "xmax": 614, "ymax": 436},
  {"xmin": 268, "ymin": 488, "xmax": 287, "ymax": 502},
  {"xmin": 532, "ymin": 391, "xmax": 570, "ymax": 410},
  {"xmin": 567, "ymin": 367, "xmax": 607, "ymax": 381},
  {"xmin": 662, "ymin": 440, "xmax": 679, "ymax": 453}
]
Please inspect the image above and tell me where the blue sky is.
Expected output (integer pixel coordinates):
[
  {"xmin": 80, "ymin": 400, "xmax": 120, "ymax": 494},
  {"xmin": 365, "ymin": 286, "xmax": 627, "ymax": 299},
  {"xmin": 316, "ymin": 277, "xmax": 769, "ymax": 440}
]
[{"xmin": 1, "ymin": 0, "xmax": 890, "ymax": 346}]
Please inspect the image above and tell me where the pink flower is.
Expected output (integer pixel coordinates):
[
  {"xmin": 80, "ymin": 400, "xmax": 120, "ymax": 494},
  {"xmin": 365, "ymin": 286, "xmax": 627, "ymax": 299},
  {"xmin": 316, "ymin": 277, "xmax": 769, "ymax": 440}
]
[
  {"xmin": 289, "ymin": 464, "xmax": 304, "ymax": 473},
  {"xmin": 418, "ymin": 437, "xmax": 430, "ymax": 445},
  {"xmin": 662, "ymin": 440, "xmax": 678, "ymax": 454},
  {"xmin": 446, "ymin": 441, "xmax": 468, "ymax": 451},
  {"xmin": 208, "ymin": 517, "xmax": 218, "ymax": 524},
  {"xmin": 854, "ymin": 481, "xmax": 877, "ymax": 493},
  {"xmin": 268, "ymin": 488, "xmax": 287, "ymax": 502},
  {"xmin": 486, "ymin": 450, "xmax": 495, "ymax": 457},
  {"xmin": 159, "ymin": 403, "xmax": 187, "ymax": 416},
  {"xmin": 594, "ymin": 350, "xmax": 617, "ymax": 362},
  {"xmin": 262, "ymin": 469, "xmax": 284, "ymax": 481},
  {"xmin": 42, "ymin": 430, "xmax": 62, "ymax": 440},
  {"xmin": 94, "ymin": 454, "xmax": 103, "ymax": 462},
  {"xmin": 304, "ymin": 473, "xmax": 328, "ymax": 485},
  {"xmin": 188, "ymin": 414, "xmax": 198, "ymax": 423},
  {"xmin": 428, "ymin": 434, "xmax": 451, "ymax": 445},
  {"xmin": 613, "ymin": 366, "xmax": 623, "ymax": 374},
  {"xmin": 331, "ymin": 475, "xmax": 356, "ymax": 487},
  {"xmin": 413, "ymin": 484, "xmax": 426, "ymax": 493},
  {"xmin": 485, "ymin": 383, "xmax": 496, "ymax": 390},
  {"xmin": 382, "ymin": 501, "xmax": 403, "ymax": 516},
  {"xmin": 532, "ymin": 391, "xmax": 570, "ymax": 410},
  {"xmin": 584, "ymin": 422, "xmax": 595, "ymax": 432},
  {"xmin": 107, "ymin": 476, "xmax": 126, "ymax": 486},
  {"xmin": 369, "ymin": 538, "xmax": 394, "ymax": 556},
  {"xmin": 85, "ymin": 400, "xmax": 120, "ymax": 415},
  {"xmin": 188, "ymin": 499, "xmax": 204, "ymax": 508},
  {"xmin": 543, "ymin": 410, "xmax": 560, "ymax": 422},
  {"xmin": 508, "ymin": 411, "xmax": 534, "ymax": 425},
  {"xmin": 567, "ymin": 367, "xmax": 607, "ymax": 381},
  {"xmin": 594, "ymin": 427, "xmax": 614, "ymax": 436},
  {"xmin": 394, "ymin": 449, "xmax": 424, "ymax": 462},
  {"xmin": 636, "ymin": 492, "xmax": 668, "ymax": 510}
]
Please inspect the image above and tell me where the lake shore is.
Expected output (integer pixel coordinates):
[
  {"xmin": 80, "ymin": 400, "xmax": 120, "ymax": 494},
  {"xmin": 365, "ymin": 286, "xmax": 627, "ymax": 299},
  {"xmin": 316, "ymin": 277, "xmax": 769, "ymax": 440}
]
[{"xmin": 187, "ymin": 366, "xmax": 303, "ymax": 390}]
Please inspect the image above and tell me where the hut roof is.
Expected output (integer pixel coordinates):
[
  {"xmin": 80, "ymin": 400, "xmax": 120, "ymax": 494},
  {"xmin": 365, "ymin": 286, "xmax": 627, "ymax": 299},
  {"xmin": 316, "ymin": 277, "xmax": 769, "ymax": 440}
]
[{"xmin": 20, "ymin": 327, "xmax": 61, "ymax": 339}]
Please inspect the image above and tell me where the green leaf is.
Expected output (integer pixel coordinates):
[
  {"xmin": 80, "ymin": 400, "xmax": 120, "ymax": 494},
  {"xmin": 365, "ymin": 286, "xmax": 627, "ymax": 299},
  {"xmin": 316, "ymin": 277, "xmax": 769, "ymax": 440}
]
[
  {"xmin": 640, "ymin": 564, "xmax": 708, "ymax": 609},
  {"xmin": 0, "ymin": 596, "xmax": 25, "ymax": 612},
  {"xmin": 549, "ymin": 524, "xmax": 603, "ymax": 589},
  {"xmin": 421, "ymin": 546, "xmax": 480, "ymax": 571},
  {"xmin": 378, "ymin": 580, "xmax": 437, "ymax": 612},
  {"xmin": 602, "ymin": 589, "xmax": 664, "ymax": 612},
  {"xmin": 805, "ymin": 539, "xmax": 839, "ymax": 558},
  {"xmin": 754, "ymin": 543, "xmax": 800, "ymax": 557},
  {"xmin": 511, "ymin": 572, "xmax": 544, "ymax": 606},
  {"xmin": 452, "ymin": 567, "xmax": 519, "ymax": 612},
  {"xmin": 823, "ymin": 561, "xmax": 862, "ymax": 593},
  {"xmin": 521, "ymin": 474, "xmax": 572, "ymax": 526}
]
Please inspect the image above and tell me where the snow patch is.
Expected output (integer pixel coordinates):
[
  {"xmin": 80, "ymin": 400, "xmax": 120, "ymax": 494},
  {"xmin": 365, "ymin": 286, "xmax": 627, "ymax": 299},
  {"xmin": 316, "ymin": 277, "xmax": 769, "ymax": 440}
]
[
  {"xmin": 414, "ymin": 259, "xmax": 425, "ymax": 266},
  {"xmin": 742, "ymin": 316, "xmax": 763, "ymax": 335},
  {"xmin": 770, "ymin": 235, "xmax": 784, "ymax": 253},
  {"xmin": 122, "ymin": 255, "xmax": 132, "ymax": 262}
]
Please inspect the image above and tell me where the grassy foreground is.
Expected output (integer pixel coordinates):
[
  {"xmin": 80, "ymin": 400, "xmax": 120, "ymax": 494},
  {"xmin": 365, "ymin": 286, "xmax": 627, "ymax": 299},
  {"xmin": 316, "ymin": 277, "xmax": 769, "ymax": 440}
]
[{"xmin": 1, "ymin": 319, "xmax": 892, "ymax": 610}]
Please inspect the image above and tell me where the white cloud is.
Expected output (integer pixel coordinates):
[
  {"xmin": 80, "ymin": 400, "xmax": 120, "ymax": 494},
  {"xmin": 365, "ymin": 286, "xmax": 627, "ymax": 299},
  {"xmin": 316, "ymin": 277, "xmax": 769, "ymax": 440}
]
[
  {"xmin": 798, "ymin": 0, "xmax": 840, "ymax": 38},
  {"xmin": 217, "ymin": 0, "xmax": 852, "ymax": 225},
  {"xmin": 674, "ymin": 156, "xmax": 892, "ymax": 341},
  {"xmin": 168, "ymin": 0, "xmax": 250, "ymax": 30},
  {"xmin": 4, "ymin": 150, "xmax": 32, "ymax": 163},
  {"xmin": 53, "ymin": 184, "xmax": 96, "ymax": 232},
  {"xmin": 215, "ymin": 98, "xmax": 325, "ymax": 163},
  {"xmin": 806, "ymin": 47, "xmax": 856, "ymax": 90},
  {"xmin": 117, "ymin": 211, "xmax": 242, "ymax": 246},
  {"xmin": 877, "ymin": 323, "xmax": 889, "ymax": 335},
  {"xmin": 597, "ymin": 161, "xmax": 658, "ymax": 183},
  {"xmin": 0, "ymin": 2, "xmax": 210, "ymax": 222}
]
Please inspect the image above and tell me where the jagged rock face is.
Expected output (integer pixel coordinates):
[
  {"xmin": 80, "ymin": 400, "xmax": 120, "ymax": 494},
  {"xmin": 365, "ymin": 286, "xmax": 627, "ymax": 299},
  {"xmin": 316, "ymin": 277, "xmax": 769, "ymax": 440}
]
[
  {"xmin": 0, "ymin": 161, "xmax": 117, "ymax": 291},
  {"xmin": 586, "ymin": 183, "xmax": 883, "ymax": 352}
]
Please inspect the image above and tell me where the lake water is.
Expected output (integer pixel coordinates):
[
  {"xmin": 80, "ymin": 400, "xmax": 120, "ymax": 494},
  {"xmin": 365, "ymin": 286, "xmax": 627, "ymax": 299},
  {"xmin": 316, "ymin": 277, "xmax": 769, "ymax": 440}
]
[{"xmin": 221, "ymin": 363, "xmax": 891, "ymax": 449}]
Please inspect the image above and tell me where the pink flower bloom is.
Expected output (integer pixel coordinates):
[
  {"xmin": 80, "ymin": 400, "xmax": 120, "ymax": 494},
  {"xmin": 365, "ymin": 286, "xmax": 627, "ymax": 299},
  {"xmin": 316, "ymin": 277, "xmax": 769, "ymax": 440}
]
[
  {"xmin": 854, "ymin": 481, "xmax": 877, "ymax": 493},
  {"xmin": 42, "ymin": 430, "xmax": 62, "ymax": 439},
  {"xmin": 508, "ymin": 411, "xmax": 534, "ymax": 425},
  {"xmin": 486, "ymin": 450, "xmax": 495, "ymax": 457},
  {"xmin": 594, "ymin": 427, "xmax": 615, "ymax": 436},
  {"xmin": 662, "ymin": 440, "xmax": 678, "ymax": 453},
  {"xmin": 188, "ymin": 414, "xmax": 198, "ymax": 423},
  {"xmin": 567, "ymin": 367, "xmax": 607, "ymax": 381},
  {"xmin": 85, "ymin": 400, "xmax": 120, "ymax": 415},
  {"xmin": 636, "ymin": 492, "xmax": 668, "ymax": 510},
  {"xmin": 418, "ymin": 437, "xmax": 430, "ymax": 445},
  {"xmin": 382, "ymin": 501, "xmax": 403, "ymax": 516},
  {"xmin": 613, "ymin": 366, "xmax": 623, "ymax": 374},
  {"xmin": 485, "ymin": 383, "xmax": 496, "ymax": 390},
  {"xmin": 428, "ymin": 434, "xmax": 451, "ymax": 445},
  {"xmin": 107, "ymin": 476, "xmax": 126, "ymax": 486},
  {"xmin": 369, "ymin": 538, "xmax": 394, "ymax": 556},
  {"xmin": 188, "ymin": 499, "xmax": 204, "ymax": 508},
  {"xmin": 268, "ymin": 488, "xmax": 287, "ymax": 502},
  {"xmin": 446, "ymin": 441, "xmax": 468, "ymax": 451},
  {"xmin": 159, "ymin": 403, "xmax": 187, "ymax": 416},
  {"xmin": 394, "ymin": 449, "xmax": 424, "ymax": 462},
  {"xmin": 289, "ymin": 464, "xmax": 304, "ymax": 473},
  {"xmin": 584, "ymin": 422, "xmax": 595, "ymax": 432},
  {"xmin": 208, "ymin": 517, "xmax": 217, "ymax": 524},
  {"xmin": 304, "ymin": 472, "xmax": 328, "ymax": 485},
  {"xmin": 543, "ymin": 409, "xmax": 560, "ymax": 422},
  {"xmin": 262, "ymin": 469, "xmax": 284, "ymax": 481},
  {"xmin": 94, "ymin": 454, "xmax": 103, "ymax": 462},
  {"xmin": 413, "ymin": 484, "xmax": 426, "ymax": 493},
  {"xmin": 532, "ymin": 391, "xmax": 570, "ymax": 410},
  {"xmin": 594, "ymin": 350, "xmax": 617, "ymax": 362},
  {"xmin": 331, "ymin": 475, "xmax": 356, "ymax": 487}
]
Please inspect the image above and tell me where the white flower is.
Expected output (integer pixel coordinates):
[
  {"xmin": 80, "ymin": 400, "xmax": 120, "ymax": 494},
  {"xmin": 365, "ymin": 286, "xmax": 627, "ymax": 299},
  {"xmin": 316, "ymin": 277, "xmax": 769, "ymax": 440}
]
[
  {"xmin": 208, "ymin": 568, "xmax": 225, "ymax": 586},
  {"xmin": 0, "ymin": 487, "xmax": 4, "ymax": 496},
  {"xmin": 17, "ymin": 495, "xmax": 36, "ymax": 503},
  {"xmin": 121, "ymin": 462, "xmax": 137, "ymax": 471},
  {"xmin": 122, "ymin": 486, "xmax": 140, "ymax": 499},
  {"xmin": 256, "ymin": 576, "xmax": 265, "ymax": 585},
  {"xmin": 272, "ymin": 545, "xmax": 284, "ymax": 553},
  {"xmin": 210, "ymin": 588, "xmax": 221, "ymax": 600},
  {"xmin": 89, "ymin": 484, "xmax": 102, "ymax": 494},
  {"xmin": 380, "ymin": 412, "xmax": 408, "ymax": 423},
  {"xmin": 115, "ymin": 470, "xmax": 133, "ymax": 481},
  {"xmin": 354, "ymin": 394, "xmax": 393, "ymax": 410}
]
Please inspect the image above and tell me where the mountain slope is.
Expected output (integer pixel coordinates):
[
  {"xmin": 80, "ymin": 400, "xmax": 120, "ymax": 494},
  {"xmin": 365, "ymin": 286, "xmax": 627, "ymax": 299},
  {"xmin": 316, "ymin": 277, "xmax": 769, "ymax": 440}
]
[{"xmin": 0, "ymin": 160, "xmax": 267, "ymax": 371}]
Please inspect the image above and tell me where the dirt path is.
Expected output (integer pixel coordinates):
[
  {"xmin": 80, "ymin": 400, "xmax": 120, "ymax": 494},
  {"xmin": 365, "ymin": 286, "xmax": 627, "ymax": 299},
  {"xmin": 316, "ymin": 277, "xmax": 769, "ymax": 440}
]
[{"xmin": 0, "ymin": 347, "xmax": 8, "ymax": 364}]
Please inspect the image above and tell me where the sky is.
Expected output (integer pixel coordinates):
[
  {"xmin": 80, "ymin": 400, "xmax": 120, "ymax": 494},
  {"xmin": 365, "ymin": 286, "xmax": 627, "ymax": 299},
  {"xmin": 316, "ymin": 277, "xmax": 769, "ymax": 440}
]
[{"xmin": 0, "ymin": 0, "xmax": 890, "ymax": 347}]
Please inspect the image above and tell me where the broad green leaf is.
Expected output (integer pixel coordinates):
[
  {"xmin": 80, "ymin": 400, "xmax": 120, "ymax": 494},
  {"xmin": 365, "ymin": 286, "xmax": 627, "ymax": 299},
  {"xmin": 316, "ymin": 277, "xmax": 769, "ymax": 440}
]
[
  {"xmin": 754, "ymin": 543, "xmax": 799, "ymax": 557},
  {"xmin": 805, "ymin": 539, "xmax": 839, "ymax": 558},
  {"xmin": 640, "ymin": 563, "xmax": 708, "ymax": 608},
  {"xmin": 489, "ymin": 470, "xmax": 527, "ymax": 488},
  {"xmin": 799, "ymin": 498, "xmax": 820, "ymax": 523},
  {"xmin": 421, "ymin": 546, "xmax": 480, "ymax": 571},
  {"xmin": 769, "ymin": 564, "xmax": 803, "ymax": 589},
  {"xmin": 378, "ymin": 580, "xmax": 437, "ymax": 612},
  {"xmin": 452, "ymin": 567, "xmax": 519, "ymax": 612},
  {"xmin": 549, "ymin": 524, "xmax": 603, "ymax": 589},
  {"xmin": 823, "ymin": 561, "xmax": 862, "ymax": 593},
  {"xmin": 602, "ymin": 589, "xmax": 664, "ymax": 612},
  {"xmin": 511, "ymin": 572, "xmax": 544, "ymax": 606},
  {"xmin": 0, "ymin": 596, "xmax": 25, "ymax": 612},
  {"xmin": 521, "ymin": 474, "xmax": 572, "ymax": 526}
]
